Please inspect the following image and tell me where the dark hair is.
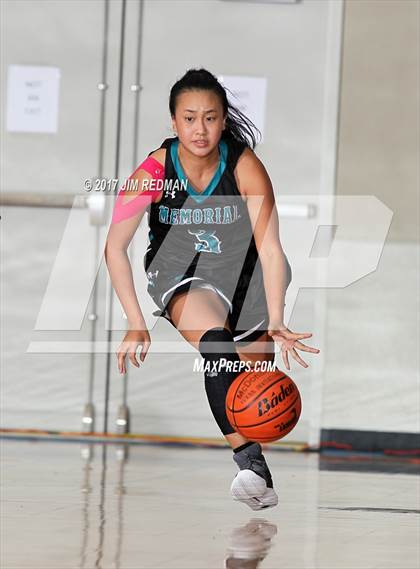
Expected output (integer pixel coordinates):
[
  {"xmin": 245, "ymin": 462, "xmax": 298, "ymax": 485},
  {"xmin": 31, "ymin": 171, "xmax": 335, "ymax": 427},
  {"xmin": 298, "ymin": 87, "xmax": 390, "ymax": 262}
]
[{"xmin": 169, "ymin": 68, "xmax": 261, "ymax": 149}]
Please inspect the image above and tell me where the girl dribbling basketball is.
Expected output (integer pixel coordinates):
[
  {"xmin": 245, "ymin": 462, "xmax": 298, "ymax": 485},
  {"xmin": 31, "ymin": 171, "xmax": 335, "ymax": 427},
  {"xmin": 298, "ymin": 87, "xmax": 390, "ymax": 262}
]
[{"xmin": 105, "ymin": 68, "xmax": 320, "ymax": 510}]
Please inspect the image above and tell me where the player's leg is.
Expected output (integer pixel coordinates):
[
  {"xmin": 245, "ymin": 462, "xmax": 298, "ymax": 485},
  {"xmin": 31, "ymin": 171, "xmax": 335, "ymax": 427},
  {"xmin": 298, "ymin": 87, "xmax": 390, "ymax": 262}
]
[
  {"xmin": 221, "ymin": 328, "xmax": 279, "ymax": 510},
  {"xmin": 226, "ymin": 331, "xmax": 275, "ymax": 447},
  {"xmin": 166, "ymin": 288, "xmax": 278, "ymax": 510},
  {"xmin": 166, "ymin": 287, "xmax": 247, "ymax": 446},
  {"xmin": 235, "ymin": 330, "xmax": 275, "ymax": 368},
  {"xmin": 166, "ymin": 286, "xmax": 230, "ymax": 347},
  {"xmin": 226, "ymin": 333, "xmax": 275, "ymax": 449}
]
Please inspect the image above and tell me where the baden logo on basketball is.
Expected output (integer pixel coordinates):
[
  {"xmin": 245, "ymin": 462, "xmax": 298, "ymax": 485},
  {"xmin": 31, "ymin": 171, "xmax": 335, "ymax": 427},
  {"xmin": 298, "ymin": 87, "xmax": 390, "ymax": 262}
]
[
  {"xmin": 226, "ymin": 369, "xmax": 302, "ymax": 443},
  {"xmin": 257, "ymin": 382, "xmax": 296, "ymax": 417}
]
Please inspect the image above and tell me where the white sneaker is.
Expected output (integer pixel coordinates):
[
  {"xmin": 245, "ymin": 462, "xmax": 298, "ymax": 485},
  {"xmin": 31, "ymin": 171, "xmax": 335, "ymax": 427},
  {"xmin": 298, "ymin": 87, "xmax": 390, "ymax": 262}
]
[
  {"xmin": 231, "ymin": 442, "xmax": 278, "ymax": 510},
  {"xmin": 230, "ymin": 469, "xmax": 279, "ymax": 510}
]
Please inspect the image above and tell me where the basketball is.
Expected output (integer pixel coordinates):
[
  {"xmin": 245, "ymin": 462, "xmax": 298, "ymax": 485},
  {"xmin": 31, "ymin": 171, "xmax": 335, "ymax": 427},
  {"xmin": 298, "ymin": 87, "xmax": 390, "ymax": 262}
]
[{"xmin": 226, "ymin": 368, "xmax": 302, "ymax": 442}]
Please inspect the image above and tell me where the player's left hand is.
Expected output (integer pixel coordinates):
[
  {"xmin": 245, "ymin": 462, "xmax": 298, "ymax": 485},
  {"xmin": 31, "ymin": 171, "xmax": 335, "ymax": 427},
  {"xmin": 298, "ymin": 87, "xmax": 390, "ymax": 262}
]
[{"xmin": 267, "ymin": 323, "xmax": 320, "ymax": 370}]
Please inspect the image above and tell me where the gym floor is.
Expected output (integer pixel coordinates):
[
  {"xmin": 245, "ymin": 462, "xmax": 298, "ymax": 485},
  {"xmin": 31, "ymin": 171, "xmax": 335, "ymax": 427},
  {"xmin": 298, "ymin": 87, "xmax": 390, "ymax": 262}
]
[{"xmin": 2, "ymin": 439, "xmax": 419, "ymax": 568}]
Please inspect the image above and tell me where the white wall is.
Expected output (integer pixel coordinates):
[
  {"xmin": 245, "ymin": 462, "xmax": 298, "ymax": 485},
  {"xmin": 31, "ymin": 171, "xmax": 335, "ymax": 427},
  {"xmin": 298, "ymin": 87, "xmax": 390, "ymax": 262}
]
[{"xmin": 320, "ymin": 0, "xmax": 420, "ymax": 436}]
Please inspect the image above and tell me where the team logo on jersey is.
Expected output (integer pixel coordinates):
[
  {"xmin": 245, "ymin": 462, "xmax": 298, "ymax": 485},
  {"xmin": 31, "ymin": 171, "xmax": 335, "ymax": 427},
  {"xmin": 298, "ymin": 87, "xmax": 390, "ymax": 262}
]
[
  {"xmin": 146, "ymin": 269, "xmax": 159, "ymax": 286},
  {"xmin": 187, "ymin": 229, "xmax": 222, "ymax": 254}
]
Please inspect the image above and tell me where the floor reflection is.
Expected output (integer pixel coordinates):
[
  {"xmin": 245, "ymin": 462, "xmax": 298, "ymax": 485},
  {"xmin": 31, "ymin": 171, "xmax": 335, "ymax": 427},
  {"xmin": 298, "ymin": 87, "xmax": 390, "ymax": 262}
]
[
  {"xmin": 2, "ymin": 438, "xmax": 419, "ymax": 568},
  {"xmin": 320, "ymin": 450, "xmax": 420, "ymax": 475},
  {"xmin": 79, "ymin": 443, "xmax": 129, "ymax": 569},
  {"xmin": 225, "ymin": 518, "xmax": 277, "ymax": 568},
  {"xmin": 79, "ymin": 443, "xmax": 280, "ymax": 569}
]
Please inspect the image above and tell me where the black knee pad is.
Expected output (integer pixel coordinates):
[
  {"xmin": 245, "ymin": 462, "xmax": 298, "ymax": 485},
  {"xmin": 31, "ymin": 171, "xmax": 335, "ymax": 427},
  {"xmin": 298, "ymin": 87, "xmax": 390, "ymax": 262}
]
[{"xmin": 199, "ymin": 327, "xmax": 242, "ymax": 436}]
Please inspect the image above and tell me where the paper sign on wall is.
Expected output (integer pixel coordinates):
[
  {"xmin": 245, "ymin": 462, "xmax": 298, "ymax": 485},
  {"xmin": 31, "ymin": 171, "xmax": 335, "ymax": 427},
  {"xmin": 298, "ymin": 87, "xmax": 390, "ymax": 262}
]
[
  {"xmin": 6, "ymin": 65, "xmax": 61, "ymax": 133},
  {"xmin": 217, "ymin": 75, "xmax": 267, "ymax": 143}
]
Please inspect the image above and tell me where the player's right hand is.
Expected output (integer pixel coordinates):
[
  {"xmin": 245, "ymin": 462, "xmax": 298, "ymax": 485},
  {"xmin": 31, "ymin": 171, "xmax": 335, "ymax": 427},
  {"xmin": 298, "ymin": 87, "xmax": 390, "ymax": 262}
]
[{"xmin": 116, "ymin": 330, "xmax": 151, "ymax": 374}]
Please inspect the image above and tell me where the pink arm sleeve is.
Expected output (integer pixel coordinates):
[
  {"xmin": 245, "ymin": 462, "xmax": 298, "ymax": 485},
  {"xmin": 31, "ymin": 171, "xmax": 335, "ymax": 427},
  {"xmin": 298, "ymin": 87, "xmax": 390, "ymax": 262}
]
[{"xmin": 111, "ymin": 156, "xmax": 164, "ymax": 224}]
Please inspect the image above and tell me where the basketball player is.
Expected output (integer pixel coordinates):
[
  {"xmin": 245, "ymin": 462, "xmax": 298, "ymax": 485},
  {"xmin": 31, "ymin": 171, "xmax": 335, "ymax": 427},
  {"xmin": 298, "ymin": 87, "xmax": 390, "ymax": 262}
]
[{"xmin": 105, "ymin": 68, "xmax": 320, "ymax": 510}]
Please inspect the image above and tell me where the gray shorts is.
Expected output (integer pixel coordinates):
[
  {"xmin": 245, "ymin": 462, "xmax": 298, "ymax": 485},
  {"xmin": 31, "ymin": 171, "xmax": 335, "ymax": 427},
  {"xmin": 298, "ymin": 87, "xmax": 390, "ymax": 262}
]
[{"xmin": 145, "ymin": 250, "xmax": 292, "ymax": 346}]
